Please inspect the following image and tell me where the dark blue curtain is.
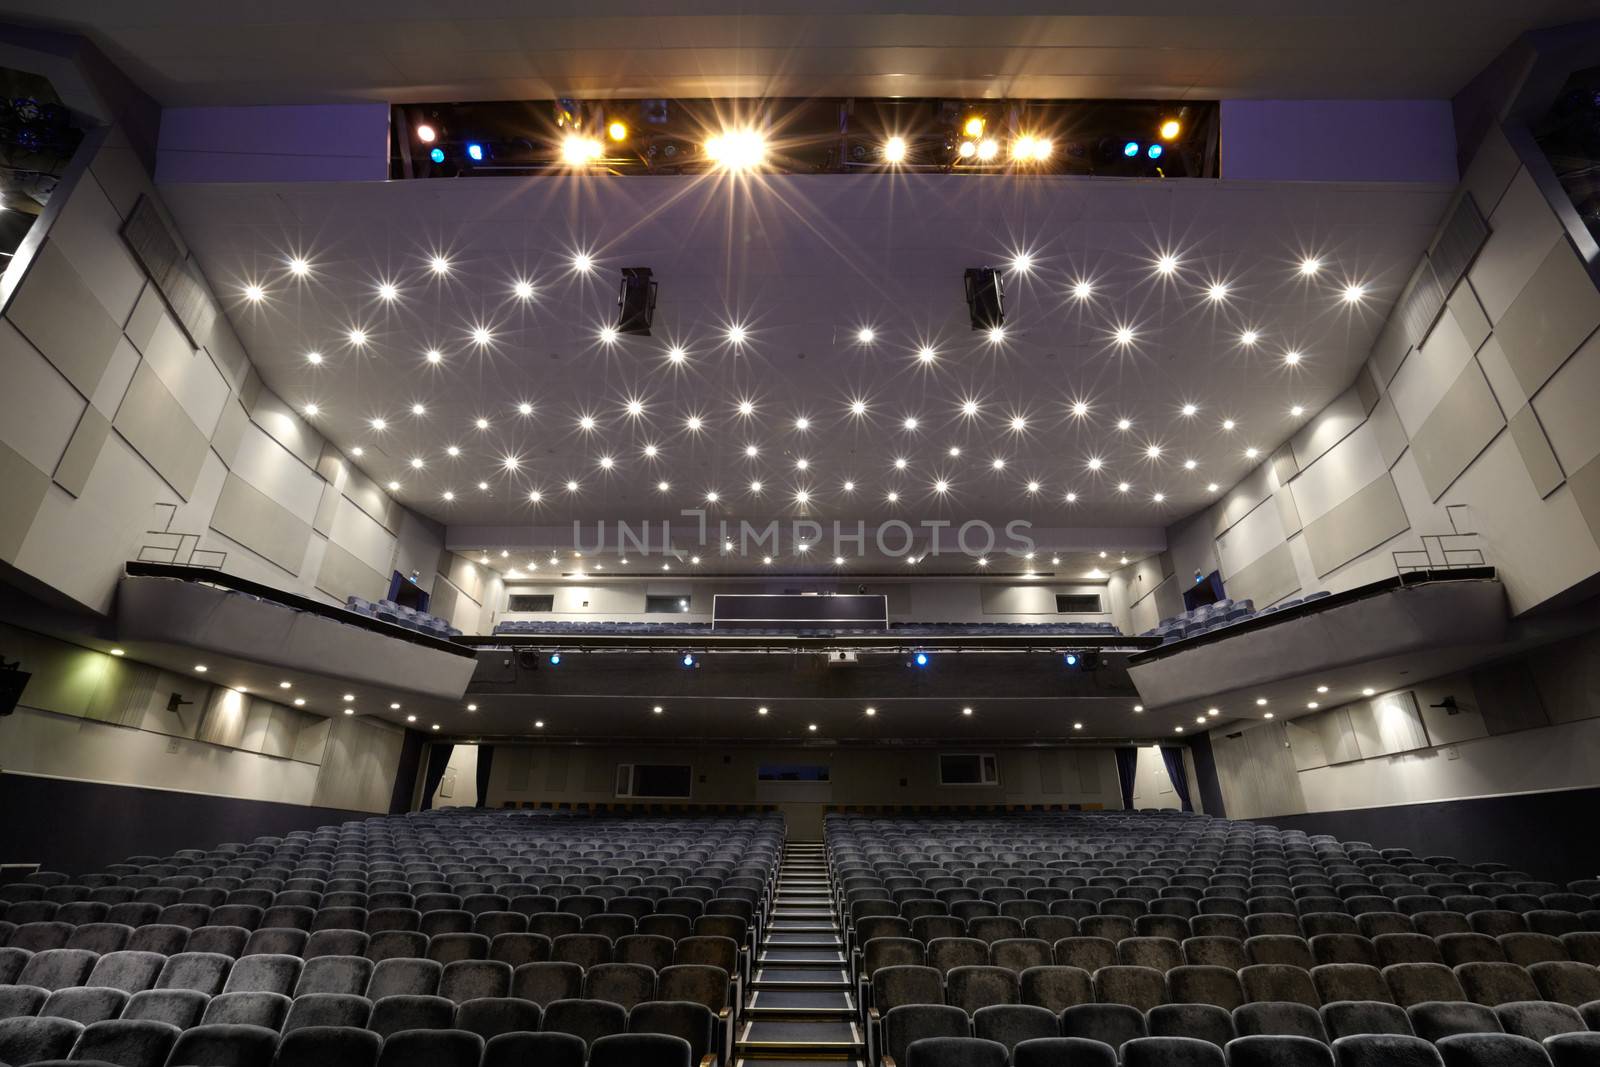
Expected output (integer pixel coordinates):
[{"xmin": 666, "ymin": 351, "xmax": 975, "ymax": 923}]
[
  {"xmin": 1161, "ymin": 747, "xmax": 1194, "ymax": 812},
  {"xmin": 1114, "ymin": 747, "xmax": 1140, "ymax": 810},
  {"xmin": 474, "ymin": 745, "xmax": 495, "ymax": 809},
  {"xmin": 420, "ymin": 743, "xmax": 454, "ymax": 811}
]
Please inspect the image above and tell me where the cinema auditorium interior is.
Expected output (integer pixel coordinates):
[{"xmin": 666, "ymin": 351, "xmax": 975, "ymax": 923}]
[{"xmin": 5, "ymin": 6, "xmax": 1600, "ymax": 1067}]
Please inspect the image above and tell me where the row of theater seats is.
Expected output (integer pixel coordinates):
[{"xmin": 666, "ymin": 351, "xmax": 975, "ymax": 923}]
[
  {"xmin": 0, "ymin": 1019, "xmax": 701, "ymax": 1067},
  {"xmin": 1141, "ymin": 591, "xmax": 1335, "ymax": 644},
  {"xmin": 889, "ymin": 1029, "xmax": 1598, "ymax": 1067},
  {"xmin": 0, "ymin": 812, "xmax": 780, "ymax": 1067},
  {"xmin": 490, "ymin": 619, "xmax": 1123, "ymax": 636},
  {"xmin": 828, "ymin": 811, "xmax": 1600, "ymax": 1066},
  {"xmin": 343, "ymin": 597, "xmax": 462, "ymax": 639}
]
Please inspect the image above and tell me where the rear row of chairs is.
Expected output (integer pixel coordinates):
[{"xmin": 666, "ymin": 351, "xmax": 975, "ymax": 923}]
[
  {"xmin": 0, "ymin": 1018, "xmax": 703, "ymax": 1067},
  {"xmin": 896, "ymin": 1030, "xmax": 1599, "ymax": 1067}
]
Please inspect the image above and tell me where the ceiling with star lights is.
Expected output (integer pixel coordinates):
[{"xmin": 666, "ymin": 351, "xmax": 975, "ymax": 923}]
[{"xmin": 164, "ymin": 172, "xmax": 1452, "ymax": 543}]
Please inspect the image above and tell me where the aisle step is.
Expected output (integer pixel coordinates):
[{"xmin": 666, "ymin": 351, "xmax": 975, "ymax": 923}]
[
  {"xmin": 737, "ymin": 1018, "xmax": 864, "ymax": 1054},
  {"xmin": 746, "ymin": 989, "xmax": 855, "ymax": 1017},
  {"xmin": 759, "ymin": 947, "xmax": 846, "ymax": 964},
  {"xmin": 766, "ymin": 932, "xmax": 843, "ymax": 947},
  {"xmin": 752, "ymin": 965, "xmax": 850, "ymax": 988}
]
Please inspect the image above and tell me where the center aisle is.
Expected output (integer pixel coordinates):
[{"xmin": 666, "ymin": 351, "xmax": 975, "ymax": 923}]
[{"xmin": 735, "ymin": 841, "xmax": 866, "ymax": 1065}]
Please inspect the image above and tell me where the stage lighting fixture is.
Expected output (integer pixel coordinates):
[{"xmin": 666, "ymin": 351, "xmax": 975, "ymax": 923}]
[
  {"xmin": 1160, "ymin": 119, "xmax": 1181, "ymax": 140},
  {"xmin": 963, "ymin": 116, "xmax": 985, "ymax": 138},
  {"xmin": 1064, "ymin": 652, "xmax": 1080, "ymax": 668},
  {"xmin": 466, "ymin": 142, "xmax": 485, "ymax": 161},
  {"xmin": 1123, "ymin": 141, "xmax": 1141, "ymax": 157},
  {"xmin": 705, "ymin": 129, "xmax": 766, "ymax": 170},
  {"xmin": 964, "ymin": 267, "xmax": 1004, "ymax": 331},
  {"xmin": 679, "ymin": 652, "xmax": 699, "ymax": 669},
  {"xmin": 1147, "ymin": 143, "xmax": 1163, "ymax": 159},
  {"xmin": 562, "ymin": 135, "xmax": 603, "ymax": 164},
  {"xmin": 958, "ymin": 141, "xmax": 977, "ymax": 158},
  {"xmin": 883, "ymin": 136, "xmax": 907, "ymax": 163},
  {"xmin": 976, "ymin": 138, "xmax": 999, "ymax": 161},
  {"xmin": 548, "ymin": 653, "xmax": 562, "ymax": 666},
  {"xmin": 416, "ymin": 124, "xmax": 437, "ymax": 143},
  {"xmin": 913, "ymin": 651, "xmax": 930, "ymax": 668},
  {"xmin": 428, "ymin": 147, "xmax": 445, "ymax": 164},
  {"xmin": 616, "ymin": 267, "xmax": 657, "ymax": 335},
  {"xmin": 608, "ymin": 121, "xmax": 629, "ymax": 141}
]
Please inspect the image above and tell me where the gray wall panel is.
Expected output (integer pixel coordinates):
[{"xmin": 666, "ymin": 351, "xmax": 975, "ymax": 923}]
[
  {"xmin": 1270, "ymin": 444, "xmax": 1298, "ymax": 485},
  {"xmin": 0, "ymin": 441, "xmax": 51, "ymax": 563},
  {"xmin": 210, "ymin": 471, "xmax": 312, "ymax": 574},
  {"xmin": 1369, "ymin": 308, "xmax": 1413, "ymax": 388},
  {"xmin": 1369, "ymin": 393, "xmax": 1409, "ymax": 469},
  {"xmin": 1275, "ymin": 487, "xmax": 1302, "ymax": 537},
  {"xmin": 112, "ymin": 363, "xmax": 208, "ymax": 499},
  {"xmin": 54, "ymin": 408, "xmax": 111, "ymax": 498},
  {"xmin": 1460, "ymin": 125, "xmax": 1519, "ymax": 217},
  {"xmin": 1494, "ymin": 238, "xmax": 1600, "ymax": 398},
  {"xmin": 315, "ymin": 538, "xmax": 388, "ymax": 602},
  {"xmin": 1467, "ymin": 168, "xmax": 1565, "ymax": 322},
  {"xmin": 312, "ymin": 483, "xmax": 340, "ymax": 536},
  {"xmin": 1447, "ymin": 280, "xmax": 1491, "ymax": 354},
  {"xmin": 1507, "ymin": 407, "xmax": 1564, "ymax": 499},
  {"xmin": 5, "ymin": 241, "xmax": 123, "ymax": 398},
  {"xmin": 1225, "ymin": 541, "xmax": 1300, "ymax": 608},
  {"xmin": 1291, "ymin": 384, "xmax": 1367, "ymax": 471},
  {"xmin": 1410, "ymin": 361, "xmax": 1505, "ymax": 500},
  {"xmin": 209, "ymin": 398, "xmax": 249, "ymax": 466},
  {"xmin": 1213, "ymin": 463, "xmax": 1275, "ymax": 538},
  {"xmin": 1568, "ymin": 454, "xmax": 1600, "ymax": 551},
  {"xmin": 1303, "ymin": 473, "xmax": 1411, "ymax": 577}
]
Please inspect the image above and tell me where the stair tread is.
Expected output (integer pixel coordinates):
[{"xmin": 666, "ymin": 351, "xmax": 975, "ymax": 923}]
[
  {"xmin": 748, "ymin": 989, "xmax": 854, "ymax": 1011},
  {"xmin": 739, "ymin": 1019, "xmax": 863, "ymax": 1047},
  {"xmin": 759, "ymin": 948, "xmax": 847, "ymax": 963}
]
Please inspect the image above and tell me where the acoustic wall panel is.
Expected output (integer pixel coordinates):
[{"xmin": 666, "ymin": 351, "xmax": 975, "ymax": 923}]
[
  {"xmin": 1447, "ymin": 279, "xmax": 1491, "ymax": 354},
  {"xmin": 231, "ymin": 423, "xmax": 325, "ymax": 523},
  {"xmin": 1270, "ymin": 444, "xmax": 1298, "ymax": 485},
  {"xmin": 246, "ymin": 387, "xmax": 323, "ymax": 470},
  {"xmin": 54, "ymin": 408, "xmax": 111, "ymax": 498},
  {"xmin": 45, "ymin": 173, "xmax": 147, "ymax": 326},
  {"xmin": 1275, "ymin": 488, "xmax": 1302, "ymax": 537},
  {"xmin": 1474, "ymin": 334, "xmax": 1527, "ymax": 416},
  {"xmin": 329, "ymin": 496, "xmax": 395, "ymax": 575},
  {"xmin": 1369, "ymin": 309, "xmax": 1412, "ymax": 388},
  {"xmin": 1223, "ymin": 541, "xmax": 1299, "ymax": 609},
  {"xmin": 210, "ymin": 471, "xmax": 312, "ymax": 573},
  {"xmin": 1466, "ymin": 168, "xmax": 1565, "ymax": 322},
  {"xmin": 0, "ymin": 319, "xmax": 87, "ymax": 476},
  {"xmin": 1410, "ymin": 361, "xmax": 1505, "ymax": 500},
  {"xmin": 315, "ymin": 539, "xmax": 388, "ymax": 603},
  {"xmin": 1369, "ymin": 394, "xmax": 1409, "ymax": 470},
  {"xmin": 5, "ymin": 241, "xmax": 124, "ymax": 398},
  {"xmin": 1568, "ymin": 454, "xmax": 1600, "ymax": 552},
  {"xmin": 1218, "ymin": 497, "xmax": 1286, "ymax": 578},
  {"xmin": 1507, "ymin": 407, "xmax": 1565, "ymax": 498},
  {"xmin": 1494, "ymin": 238, "xmax": 1600, "ymax": 398},
  {"xmin": 1289, "ymin": 424, "xmax": 1388, "ymax": 525},
  {"xmin": 1302, "ymin": 473, "xmax": 1410, "ymax": 577},
  {"xmin": 1460, "ymin": 124, "xmax": 1520, "ymax": 218},
  {"xmin": 134, "ymin": 309, "xmax": 228, "ymax": 437},
  {"xmin": 112, "ymin": 363, "xmax": 209, "ymax": 499},
  {"xmin": 1390, "ymin": 310, "xmax": 1476, "ymax": 436},
  {"xmin": 209, "ymin": 398, "xmax": 249, "ymax": 466},
  {"xmin": 1530, "ymin": 329, "xmax": 1600, "ymax": 475},
  {"xmin": 89, "ymin": 337, "xmax": 141, "ymax": 420},
  {"xmin": 1213, "ymin": 462, "xmax": 1275, "ymax": 538}
]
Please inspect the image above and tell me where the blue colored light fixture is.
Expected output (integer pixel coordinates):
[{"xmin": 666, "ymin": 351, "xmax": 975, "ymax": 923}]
[
  {"xmin": 466, "ymin": 142, "xmax": 485, "ymax": 161},
  {"xmin": 1147, "ymin": 143, "xmax": 1163, "ymax": 160},
  {"xmin": 1064, "ymin": 652, "xmax": 1080, "ymax": 668},
  {"xmin": 913, "ymin": 651, "xmax": 930, "ymax": 668},
  {"xmin": 1122, "ymin": 141, "xmax": 1140, "ymax": 158},
  {"xmin": 428, "ymin": 147, "xmax": 445, "ymax": 164},
  {"xmin": 680, "ymin": 652, "xmax": 698, "ymax": 669},
  {"xmin": 548, "ymin": 653, "xmax": 562, "ymax": 666}
]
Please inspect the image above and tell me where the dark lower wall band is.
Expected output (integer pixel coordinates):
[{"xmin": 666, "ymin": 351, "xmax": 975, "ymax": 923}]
[
  {"xmin": 0, "ymin": 772, "xmax": 378, "ymax": 874},
  {"xmin": 1259, "ymin": 787, "xmax": 1600, "ymax": 886}
]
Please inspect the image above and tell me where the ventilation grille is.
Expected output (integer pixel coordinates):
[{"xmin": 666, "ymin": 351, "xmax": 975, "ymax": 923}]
[
  {"xmin": 1429, "ymin": 193, "xmax": 1490, "ymax": 295},
  {"xmin": 120, "ymin": 195, "xmax": 219, "ymax": 348}
]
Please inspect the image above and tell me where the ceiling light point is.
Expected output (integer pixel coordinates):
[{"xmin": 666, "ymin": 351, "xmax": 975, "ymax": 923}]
[{"xmin": 1299, "ymin": 257, "xmax": 1322, "ymax": 276}]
